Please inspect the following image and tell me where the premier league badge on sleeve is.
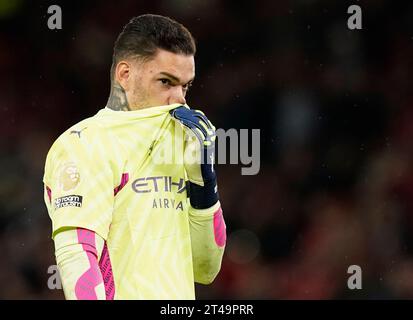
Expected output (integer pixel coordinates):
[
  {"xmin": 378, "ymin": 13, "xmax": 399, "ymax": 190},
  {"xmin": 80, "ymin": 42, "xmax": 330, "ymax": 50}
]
[{"xmin": 58, "ymin": 161, "xmax": 80, "ymax": 192}]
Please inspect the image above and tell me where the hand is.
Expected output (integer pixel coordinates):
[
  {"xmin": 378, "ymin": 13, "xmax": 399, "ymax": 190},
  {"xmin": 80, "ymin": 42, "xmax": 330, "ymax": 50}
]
[{"xmin": 170, "ymin": 106, "xmax": 219, "ymax": 209}]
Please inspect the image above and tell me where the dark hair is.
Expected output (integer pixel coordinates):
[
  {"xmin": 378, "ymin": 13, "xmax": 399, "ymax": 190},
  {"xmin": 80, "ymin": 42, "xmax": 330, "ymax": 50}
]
[{"xmin": 110, "ymin": 14, "xmax": 196, "ymax": 80}]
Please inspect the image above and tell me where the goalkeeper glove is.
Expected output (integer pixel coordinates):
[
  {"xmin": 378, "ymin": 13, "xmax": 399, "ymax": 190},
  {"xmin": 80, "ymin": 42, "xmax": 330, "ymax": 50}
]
[{"xmin": 170, "ymin": 106, "xmax": 219, "ymax": 209}]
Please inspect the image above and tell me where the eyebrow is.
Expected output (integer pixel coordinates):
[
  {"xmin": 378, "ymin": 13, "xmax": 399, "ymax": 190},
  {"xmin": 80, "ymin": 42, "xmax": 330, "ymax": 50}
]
[{"xmin": 158, "ymin": 72, "xmax": 194, "ymax": 84}]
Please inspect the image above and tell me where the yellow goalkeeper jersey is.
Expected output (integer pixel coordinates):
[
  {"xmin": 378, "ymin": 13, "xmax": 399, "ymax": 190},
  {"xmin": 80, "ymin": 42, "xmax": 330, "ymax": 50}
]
[{"xmin": 43, "ymin": 103, "xmax": 197, "ymax": 299}]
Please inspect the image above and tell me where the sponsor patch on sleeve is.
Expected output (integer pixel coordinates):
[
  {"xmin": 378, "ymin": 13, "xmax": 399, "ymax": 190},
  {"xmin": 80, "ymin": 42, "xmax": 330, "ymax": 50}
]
[{"xmin": 54, "ymin": 195, "xmax": 83, "ymax": 210}]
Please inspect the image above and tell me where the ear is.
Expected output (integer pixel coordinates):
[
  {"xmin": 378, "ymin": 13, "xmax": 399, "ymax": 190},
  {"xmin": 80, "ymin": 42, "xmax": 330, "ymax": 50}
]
[{"xmin": 114, "ymin": 61, "xmax": 130, "ymax": 90}]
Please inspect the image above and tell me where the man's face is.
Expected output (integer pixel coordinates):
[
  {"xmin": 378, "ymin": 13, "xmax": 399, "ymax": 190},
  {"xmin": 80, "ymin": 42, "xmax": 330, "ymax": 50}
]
[{"xmin": 123, "ymin": 49, "xmax": 195, "ymax": 110}]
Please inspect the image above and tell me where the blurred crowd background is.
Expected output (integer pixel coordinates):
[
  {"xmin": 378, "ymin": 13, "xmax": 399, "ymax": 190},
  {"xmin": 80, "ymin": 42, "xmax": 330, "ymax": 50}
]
[{"xmin": 1, "ymin": 0, "xmax": 413, "ymax": 299}]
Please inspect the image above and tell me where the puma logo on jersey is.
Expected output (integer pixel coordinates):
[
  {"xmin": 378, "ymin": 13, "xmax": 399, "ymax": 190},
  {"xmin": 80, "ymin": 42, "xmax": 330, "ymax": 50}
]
[{"xmin": 70, "ymin": 127, "xmax": 88, "ymax": 138}]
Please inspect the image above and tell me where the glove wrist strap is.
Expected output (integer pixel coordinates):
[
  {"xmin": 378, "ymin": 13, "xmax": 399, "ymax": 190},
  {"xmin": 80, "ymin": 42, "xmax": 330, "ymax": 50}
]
[{"xmin": 188, "ymin": 178, "xmax": 219, "ymax": 209}]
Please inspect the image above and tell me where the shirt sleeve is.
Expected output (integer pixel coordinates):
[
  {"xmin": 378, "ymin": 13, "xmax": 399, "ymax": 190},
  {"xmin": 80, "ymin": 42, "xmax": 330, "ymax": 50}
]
[
  {"xmin": 54, "ymin": 227, "xmax": 106, "ymax": 300},
  {"xmin": 189, "ymin": 200, "xmax": 226, "ymax": 284},
  {"xmin": 43, "ymin": 125, "xmax": 115, "ymax": 240}
]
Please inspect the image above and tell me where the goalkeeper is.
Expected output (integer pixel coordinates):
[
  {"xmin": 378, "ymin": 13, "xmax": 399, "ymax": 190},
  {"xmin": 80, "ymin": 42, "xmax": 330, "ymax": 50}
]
[{"xmin": 43, "ymin": 14, "xmax": 226, "ymax": 299}]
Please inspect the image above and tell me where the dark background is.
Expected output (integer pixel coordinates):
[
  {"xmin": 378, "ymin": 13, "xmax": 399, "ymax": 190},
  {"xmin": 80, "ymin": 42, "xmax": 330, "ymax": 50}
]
[{"xmin": 2, "ymin": 0, "xmax": 413, "ymax": 299}]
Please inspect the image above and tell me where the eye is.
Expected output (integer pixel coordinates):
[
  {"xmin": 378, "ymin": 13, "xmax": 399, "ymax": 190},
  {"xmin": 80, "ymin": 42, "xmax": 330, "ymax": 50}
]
[
  {"xmin": 183, "ymin": 82, "xmax": 193, "ymax": 91},
  {"xmin": 160, "ymin": 78, "xmax": 171, "ymax": 86}
]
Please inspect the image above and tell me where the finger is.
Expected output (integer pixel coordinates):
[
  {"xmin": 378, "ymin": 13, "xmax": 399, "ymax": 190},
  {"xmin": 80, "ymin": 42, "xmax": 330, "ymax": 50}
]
[{"xmin": 195, "ymin": 112, "xmax": 213, "ymax": 130}]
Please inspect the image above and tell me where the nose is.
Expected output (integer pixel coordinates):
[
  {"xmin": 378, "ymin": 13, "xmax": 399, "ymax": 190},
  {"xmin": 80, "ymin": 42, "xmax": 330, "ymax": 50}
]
[{"xmin": 168, "ymin": 87, "xmax": 186, "ymax": 105}]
